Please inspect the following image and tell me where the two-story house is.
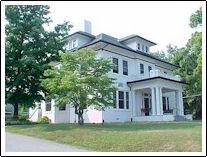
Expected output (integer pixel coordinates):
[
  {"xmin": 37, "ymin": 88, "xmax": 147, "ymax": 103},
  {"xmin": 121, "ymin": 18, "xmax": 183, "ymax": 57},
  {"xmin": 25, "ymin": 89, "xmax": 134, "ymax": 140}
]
[{"xmin": 29, "ymin": 23, "xmax": 192, "ymax": 123}]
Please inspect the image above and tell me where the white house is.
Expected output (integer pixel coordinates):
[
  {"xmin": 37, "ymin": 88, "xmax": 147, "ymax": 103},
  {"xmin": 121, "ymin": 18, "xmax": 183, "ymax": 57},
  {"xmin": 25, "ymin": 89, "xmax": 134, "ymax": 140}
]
[{"xmin": 29, "ymin": 21, "xmax": 192, "ymax": 123}]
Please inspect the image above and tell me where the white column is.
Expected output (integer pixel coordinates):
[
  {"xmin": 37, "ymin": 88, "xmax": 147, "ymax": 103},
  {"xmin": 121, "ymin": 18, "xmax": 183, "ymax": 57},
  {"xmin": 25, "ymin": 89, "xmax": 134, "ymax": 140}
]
[
  {"xmin": 132, "ymin": 90, "xmax": 136, "ymax": 117},
  {"xmin": 178, "ymin": 90, "xmax": 184, "ymax": 115},
  {"xmin": 159, "ymin": 87, "xmax": 163, "ymax": 115},
  {"xmin": 151, "ymin": 87, "xmax": 156, "ymax": 115},
  {"xmin": 173, "ymin": 91, "xmax": 177, "ymax": 115},
  {"xmin": 155, "ymin": 87, "xmax": 160, "ymax": 115}
]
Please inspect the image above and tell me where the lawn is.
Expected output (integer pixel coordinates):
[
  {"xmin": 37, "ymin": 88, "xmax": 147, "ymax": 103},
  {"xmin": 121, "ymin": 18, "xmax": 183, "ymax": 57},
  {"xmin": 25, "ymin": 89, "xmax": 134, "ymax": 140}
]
[{"xmin": 6, "ymin": 121, "xmax": 202, "ymax": 152}]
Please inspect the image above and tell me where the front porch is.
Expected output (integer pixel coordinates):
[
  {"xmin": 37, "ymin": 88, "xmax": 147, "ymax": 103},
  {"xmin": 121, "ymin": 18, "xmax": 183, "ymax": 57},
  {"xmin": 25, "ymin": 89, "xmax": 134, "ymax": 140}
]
[{"xmin": 127, "ymin": 77, "xmax": 189, "ymax": 121}]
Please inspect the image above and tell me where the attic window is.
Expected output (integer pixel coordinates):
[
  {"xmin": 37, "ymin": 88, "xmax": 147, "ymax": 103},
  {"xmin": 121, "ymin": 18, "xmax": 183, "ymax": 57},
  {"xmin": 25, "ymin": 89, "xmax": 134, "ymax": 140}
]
[
  {"xmin": 137, "ymin": 43, "xmax": 140, "ymax": 50},
  {"xmin": 146, "ymin": 46, "xmax": 149, "ymax": 53}
]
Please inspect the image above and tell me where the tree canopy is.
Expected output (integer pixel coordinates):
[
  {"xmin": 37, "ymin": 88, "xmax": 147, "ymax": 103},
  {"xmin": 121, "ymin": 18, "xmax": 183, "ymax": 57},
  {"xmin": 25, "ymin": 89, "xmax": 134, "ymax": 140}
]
[
  {"xmin": 152, "ymin": 7, "xmax": 202, "ymax": 119},
  {"xmin": 41, "ymin": 48, "xmax": 116, "ymax": 124},
  {"xmin": 5, "ymin": 5, "xmax": 72, "ymax": 118}
]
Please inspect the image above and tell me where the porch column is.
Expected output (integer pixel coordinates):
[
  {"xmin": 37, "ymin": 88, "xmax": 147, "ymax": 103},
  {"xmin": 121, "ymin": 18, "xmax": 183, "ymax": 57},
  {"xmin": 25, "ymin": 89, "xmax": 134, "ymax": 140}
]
[
  {"xmin": 175, "ymin": 90, "xmax": 179, "ymax": 115},
  {"xmin": 151, "ymin": 87, "xmax": 156, "ymax": 115},
  {"xmin": 178, "ymin": 90, "xmax": 184, "ymax": 115},
  {"xmin": 155, "ymin": 87, "xmax": 161, "ymax": 115},
  {"xmin": 132, "ymin": 90, "xmax": 136, "ymax": 117},
  {"xmin": 173, "ymin": 91, "xmax": 177, "ymax": 115},
  {"xmin": 159, "ymin": 87, "xmax": 163, "ymax": 115}
]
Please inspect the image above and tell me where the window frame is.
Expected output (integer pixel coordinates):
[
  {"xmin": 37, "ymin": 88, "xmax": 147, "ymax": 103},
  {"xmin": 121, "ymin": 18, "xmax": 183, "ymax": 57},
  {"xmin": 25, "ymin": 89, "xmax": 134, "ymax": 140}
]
[
  {"xmin": 112, "ymin": 58, "xmax": 119, "ymax": 73},
  {"xmin": 59, "ymin": 104, "xmax": 66, "ymax": 111},
  {"xmin": 126, "ymin": 92, "xmax": 129, "ymax": 109},
  {"xmin": 123, "ymin": 60, "xmax": 128, "ymax": 75},
  {"xmin": 45, "ymin": 101, "xmax": 52, "ymax": 111},
  {"xmin": 118, "ymin": 91, "xmax": 124, "ymax": 109},
  {"xmin": 140, "ymin": 63, "xmax": 144, "ymax": 74}
]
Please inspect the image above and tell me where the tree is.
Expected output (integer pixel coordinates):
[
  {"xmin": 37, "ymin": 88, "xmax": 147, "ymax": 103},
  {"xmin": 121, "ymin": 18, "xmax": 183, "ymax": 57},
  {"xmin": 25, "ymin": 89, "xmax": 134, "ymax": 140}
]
[
  {"xmin": 5, "ymin": 5, "xmax": 72, "ymax": 119},
  {"xmin": 41, "ymin": 48, "xmax": 116, "ymax": 125},
  {"xmin": 168, "ymin": 8, "xmax": 202, "ymax": 119},
  {"xmin": 189, "ymin": 7, "xmax": 202, "ymax": 28}
]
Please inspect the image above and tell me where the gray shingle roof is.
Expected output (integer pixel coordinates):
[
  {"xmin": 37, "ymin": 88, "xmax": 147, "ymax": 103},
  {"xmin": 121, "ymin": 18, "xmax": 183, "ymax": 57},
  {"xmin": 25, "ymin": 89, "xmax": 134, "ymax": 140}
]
[{"xmin": 73, "ymin": 32, "xmax": 178, "ymax": 68}]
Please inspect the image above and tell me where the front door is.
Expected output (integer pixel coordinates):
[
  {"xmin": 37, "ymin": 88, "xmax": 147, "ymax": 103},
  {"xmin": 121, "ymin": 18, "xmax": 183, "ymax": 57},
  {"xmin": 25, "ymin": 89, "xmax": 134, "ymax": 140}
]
[{"xmin": 144, "ymin": 98, "xmax": 149, "ymax": 116}]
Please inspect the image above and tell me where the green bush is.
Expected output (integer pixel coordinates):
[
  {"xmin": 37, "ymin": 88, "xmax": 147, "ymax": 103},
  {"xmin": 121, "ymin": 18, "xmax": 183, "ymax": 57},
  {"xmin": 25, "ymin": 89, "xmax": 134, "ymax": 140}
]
[
  {"xmin": 38, "ymin": 116, "xmax": 51, "ymax": 124},
  {"xmin": 5, "ymin": 118, "xmax": 35, "ymax": 126}
]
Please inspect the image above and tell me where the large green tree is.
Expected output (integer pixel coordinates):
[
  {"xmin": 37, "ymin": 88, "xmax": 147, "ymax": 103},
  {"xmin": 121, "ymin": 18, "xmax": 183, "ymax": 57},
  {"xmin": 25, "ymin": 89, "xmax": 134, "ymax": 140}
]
[
  {"xmin": 41, "ymin": 48, "xmax": 116, "ymax": 125},
  {"xmin": 168, "ymin": 8, "xmax": 202, "ymax": 119},
  {"xmin": 5, "ymin": 5, "xmax": 72, "ymax": 118}
]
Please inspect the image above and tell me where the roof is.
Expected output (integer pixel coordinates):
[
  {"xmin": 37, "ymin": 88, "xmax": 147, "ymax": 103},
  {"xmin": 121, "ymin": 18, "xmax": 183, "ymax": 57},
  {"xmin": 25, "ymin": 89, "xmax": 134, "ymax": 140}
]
[
  {"xmin": 79, "ymin": 33, "xmax": 178, "ymax": 68},
  {"xmin": 66, "ymin": 31, "xmax": 96, "ymax": 39},
  {"xmin": 119, "ymin": 34, "xmax": 156, "ymax": 45},
  {"xmin": 127, "ymin": 76, "xmax": 188, "ymax": 85}
]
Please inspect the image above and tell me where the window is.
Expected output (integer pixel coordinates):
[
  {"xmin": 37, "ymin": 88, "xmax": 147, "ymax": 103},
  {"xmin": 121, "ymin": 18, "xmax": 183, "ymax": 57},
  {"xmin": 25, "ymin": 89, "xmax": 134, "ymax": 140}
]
[
  {"xmin": 72, "ymin": 39, "xmax": 77, "ymax": 48},
  {"xmin": 126, "ymin": 92, "xmax": 129, "ymax": 109},
  {"xmin": 148, "ymin": 66, "xmax": 152, "ymax": 72},
  {"xmin": 140, "ymin": 63, "xmax": 144, "ymax": 74},
  {"xmin": 46, "ymin": 101, "xmax": 51, "ymax": 111},
  {"xmin": 123, "ymin": 60, "xmax": 128, "ymax": 75},
  {"xmin": 163, "ymin": 97, "xmax": 170, "ymax": 111},
  {"xmin": 118, "ymin": 91, "xmax": 124, "ymax": 109},
  {"xmin": 59, "ymin": 104, "xmax": 66, "ymax": 111},
  {"xmin": 146, "ymin": 46, "xmax": 149, "ymax": 53},
  {"xmin": 113, "ymin": 91, "xmax": 117, "ymax": 108},
  {"xmin": 142, "ymin": 45, "xmax": 145, "ymax": 52},
  {"xmin": 137, "ymin": 43, "xmax": 140, "ymax": 50},
  {"xmin": 113, "ymin": 58, "xmax": 119, "ymax": 73},
  {"xmin": 164, "ymin": 71, "xmax": 167, "ymax": 74}
]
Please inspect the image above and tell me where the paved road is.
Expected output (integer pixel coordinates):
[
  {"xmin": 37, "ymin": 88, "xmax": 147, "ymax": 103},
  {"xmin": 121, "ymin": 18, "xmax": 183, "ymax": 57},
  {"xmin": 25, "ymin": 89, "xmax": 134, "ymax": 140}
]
[{"xmin": 5, "ymin": 132, "xmax": 90, "ymax": 152}]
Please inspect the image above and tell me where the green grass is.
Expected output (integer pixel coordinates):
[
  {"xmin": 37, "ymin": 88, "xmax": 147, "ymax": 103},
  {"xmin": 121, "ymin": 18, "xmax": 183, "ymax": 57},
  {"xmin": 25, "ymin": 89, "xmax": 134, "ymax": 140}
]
[{"xmin": 6, "ymin": 121, "xmax": 202, "ymax": 152}]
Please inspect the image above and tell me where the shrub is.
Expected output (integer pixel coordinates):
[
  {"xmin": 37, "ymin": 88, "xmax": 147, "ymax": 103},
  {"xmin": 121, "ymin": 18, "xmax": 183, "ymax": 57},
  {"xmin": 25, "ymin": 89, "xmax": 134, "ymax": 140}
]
[{"xmin": 38, "ymin": 116, "xmax": 51, "ymax": 124}]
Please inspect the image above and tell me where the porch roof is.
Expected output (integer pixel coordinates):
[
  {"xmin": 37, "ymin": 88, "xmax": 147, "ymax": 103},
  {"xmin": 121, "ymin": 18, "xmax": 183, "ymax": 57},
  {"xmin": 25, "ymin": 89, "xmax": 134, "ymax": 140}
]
[{"xmin": 127, "ymin": 76, "xmax": 188, "ymax": 85}]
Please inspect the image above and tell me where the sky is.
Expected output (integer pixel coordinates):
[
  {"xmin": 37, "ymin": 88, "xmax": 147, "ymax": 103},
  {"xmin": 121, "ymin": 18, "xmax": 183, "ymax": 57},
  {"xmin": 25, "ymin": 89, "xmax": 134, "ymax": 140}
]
[{"xmin": 45, "ymin": 1, "xmax": 204, "ymax": 53}]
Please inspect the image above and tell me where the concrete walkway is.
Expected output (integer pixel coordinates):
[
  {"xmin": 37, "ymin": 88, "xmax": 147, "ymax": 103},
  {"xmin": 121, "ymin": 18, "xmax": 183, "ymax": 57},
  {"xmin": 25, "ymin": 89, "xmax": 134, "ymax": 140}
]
[{"xmin": 5, "ymin": 132, "xmax": 90, "ymax": 152}]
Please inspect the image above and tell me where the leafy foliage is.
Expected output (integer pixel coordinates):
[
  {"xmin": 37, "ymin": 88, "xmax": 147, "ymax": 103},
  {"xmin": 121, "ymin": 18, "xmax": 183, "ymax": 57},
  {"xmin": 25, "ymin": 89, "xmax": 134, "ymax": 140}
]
[
  {"xmin": 189, "ymin": 7, "xmax": 202, "ymax": 28},
  {"xmin": 5, "ymin": 5, "xmax": 72, "ymax": 118},
  {"xmin": 155, "ymin": 8, "xmax": 202, "ymax": 119},
  {"xmin": 41, "ymin": 48, "xmax": 116, "ymax": 125}
]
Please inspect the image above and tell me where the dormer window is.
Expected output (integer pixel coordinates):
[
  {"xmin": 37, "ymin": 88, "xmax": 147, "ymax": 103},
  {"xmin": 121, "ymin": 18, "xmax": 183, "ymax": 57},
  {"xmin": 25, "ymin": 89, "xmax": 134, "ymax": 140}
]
[
  {"xmin": 146, "ymin": 46, "xmax": 149, "ymax": 53},
  {"xmin": 137, "ymin": 43, "xmax": 140, "ymax": 50},
  {"xmin": 68, "ymin": 39, "xmax": 78, "ymax": 50},
  {"xmin": 72, "ymin": 39, "xmax": 77, "ymax": 48}
]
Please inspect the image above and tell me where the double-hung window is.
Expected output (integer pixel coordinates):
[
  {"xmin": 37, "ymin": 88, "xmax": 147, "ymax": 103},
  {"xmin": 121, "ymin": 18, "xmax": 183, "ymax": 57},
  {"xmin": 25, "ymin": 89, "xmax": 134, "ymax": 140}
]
[
  {"xmin": 140, "ymin": 63, "xmax": 144, "ymax": 74},
  {"xmin": 123, "ymin": 60, "xmax": 128, "ymax": 75},
  {"xmin": 113, "ymin": 58, "xmax": 119, "ymax": 73},
  {"xmin": 45, "ymin": 101, "xmax": 51, "ymax": 111},
  {"xmin": 126, "ymin": 92, "xmax": 129, "ymax": 109},
  {"xmin": 118, "ymin": 91, "xmax": 124, "ymax": 109}
]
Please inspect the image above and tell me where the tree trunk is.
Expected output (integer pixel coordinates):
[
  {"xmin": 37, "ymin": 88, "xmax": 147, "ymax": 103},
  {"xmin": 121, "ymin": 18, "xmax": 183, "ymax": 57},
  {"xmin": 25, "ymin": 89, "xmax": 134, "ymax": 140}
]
[
  {"xmin": 13, "ymin": 103, "xmax": 19, "ymax": 119},
  {"xmin": 78, "ymin": 113, "xmax": 84, "ymax": 125}
]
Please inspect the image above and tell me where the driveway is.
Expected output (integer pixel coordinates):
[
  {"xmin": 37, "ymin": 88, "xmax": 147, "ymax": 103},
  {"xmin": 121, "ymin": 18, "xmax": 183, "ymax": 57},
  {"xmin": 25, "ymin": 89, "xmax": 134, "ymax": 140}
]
[{"xmin": 5, "ymin": 132, "xmax": 90, "ymax": 152}]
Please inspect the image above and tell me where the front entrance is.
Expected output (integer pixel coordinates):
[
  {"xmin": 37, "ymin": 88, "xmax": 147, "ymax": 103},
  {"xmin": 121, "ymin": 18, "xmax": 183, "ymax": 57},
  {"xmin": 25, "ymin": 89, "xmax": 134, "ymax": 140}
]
[{"xmin": 144, "ymin": 98, "xmax": 149, "ymax": 116}]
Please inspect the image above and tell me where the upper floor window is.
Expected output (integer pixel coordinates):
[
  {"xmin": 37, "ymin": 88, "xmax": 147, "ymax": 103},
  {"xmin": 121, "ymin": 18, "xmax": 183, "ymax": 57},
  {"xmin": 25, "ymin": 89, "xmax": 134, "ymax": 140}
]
[
  {"xmin": 148, "ymin": 66, "xmax": 152, "ymax": 72},
  {"xmin": 123, "ymin": 60, "xmax": 128, "ymax": 75},
  {"xmin": 126, "ymin": 92, "xmax": 129, "ymax": 109},
  {"xmin": 146, "ymin": 46, "xmax": 149, "ymax": 53},
  {"xmin": 137, "ymin": 43, "xmax": 140, "ymax": 50},
  {"xmin": 45, "ymin": 101, "xmax": 51, "ymax": 111},
  {"xmin": 164, "ymin": 71, "xmax": 167, "ymax": 74},
  {"xmin": 142, "ymin": 45, "xmax": 145, "ymax": 52},
  {"xmin": 118, "ymin": 91, "xmax": 124, "ymax": 109},
  {"xmin": 59, "ymin": 104, "xmax": 66, "ymax": 111},
  {"xmin": 112, "ymin": 58, "xmax": 119, "ymax": 73},
  {"xmin": 72, "ymin": 39, "xmax": 77, "ymax": 48},
  {"xmin": 140, "ymin": 63, "xmax": 144, "ymax": 74}
]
